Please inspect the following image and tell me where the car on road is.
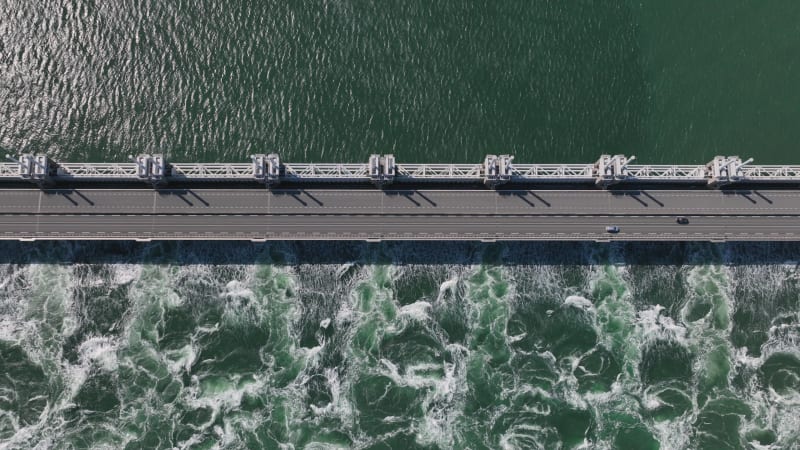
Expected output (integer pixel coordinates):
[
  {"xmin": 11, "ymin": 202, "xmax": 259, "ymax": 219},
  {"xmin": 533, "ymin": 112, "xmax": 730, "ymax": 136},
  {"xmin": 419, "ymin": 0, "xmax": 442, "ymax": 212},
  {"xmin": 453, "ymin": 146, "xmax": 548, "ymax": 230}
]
[
  {"xmin": 605, "ymin": 225, "xmax": 620, "ymax": 233},
  {"xmin": 676, "ymin": 217, "xmax": 689, "ymax": 224}
]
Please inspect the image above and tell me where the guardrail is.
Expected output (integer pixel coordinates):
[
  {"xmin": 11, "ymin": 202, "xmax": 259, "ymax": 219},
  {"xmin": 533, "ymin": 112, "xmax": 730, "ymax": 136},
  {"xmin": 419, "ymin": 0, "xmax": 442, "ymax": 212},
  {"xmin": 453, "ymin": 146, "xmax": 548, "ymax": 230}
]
[
  {"xmin": 56, "ymin": 163, "xmax": 139, "ymax": 179},
  {"xmin": 2, "ymin": 153, "xmax": 800, "ymax": 188},
  {"xmin": 170, "ymin": 164, "xmax": 252, "ymax": 180},
  {"xmin": 394, "ymin": 164, "xmax": 484, "ymax": 181},
  {"xmin": 282, "ymin": 163, "xmax": 372, "ymax": 181},
  {"xmin": 511, "ymin": 164, "xmax": 595, "ymax": 181}
]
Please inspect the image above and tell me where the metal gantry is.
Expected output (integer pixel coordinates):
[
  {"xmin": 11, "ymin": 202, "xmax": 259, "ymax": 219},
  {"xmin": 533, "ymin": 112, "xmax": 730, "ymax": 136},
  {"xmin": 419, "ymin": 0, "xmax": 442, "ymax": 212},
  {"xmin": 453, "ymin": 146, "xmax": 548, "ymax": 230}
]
[
  {"xmin": 2, "ymin": 152, "xmax": 800, "ymax": 187},
  {"xmin": 624, "ymin": 165, "xmax": 708, "ymax": 182},
  {"xmin": 56, "ymin": 163, "xmax": 140, "ymax": 179},
  {"xmin": 510, "ymin": 164, "xmax": 596, "ymax": 181},
  {"xmin": 0, "ymin": 162, "xmax": 17, "ymax": 178},
  {"xmin": 395, "ymin": 163, "xmax": 484, "ymax": 181},
  {"xmin": 739, "ymin": 165, "xmax": 800, "ymax": 180},
  {"xmin": 170, "ymin": 163, "xmax": 252, "ymax": 181},
  {"xmin": 282, "ymin": 162, "xmax": 372, "ymax": 180}
]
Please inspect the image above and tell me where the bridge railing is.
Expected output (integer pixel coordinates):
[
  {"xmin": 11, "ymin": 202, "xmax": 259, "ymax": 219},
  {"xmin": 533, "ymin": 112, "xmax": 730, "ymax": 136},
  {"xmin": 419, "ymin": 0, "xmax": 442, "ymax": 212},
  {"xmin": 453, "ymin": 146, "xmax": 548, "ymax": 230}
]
[
  {"xmin": 282, "ymin": 163, "xmax": 372, "ymax": 180},
  {"xmin": 510, "ymin": 164, "xmax": 595, "ymax": 180},
  {"xmin": 394, "ymin": 164, "xmax": 483, "ymax": 180},
  {"xmin": 170, "ymin": 164, "xmax": 253, "ymax": 180},
  {"xmin": 737, "ymin": 165, "xmax": 800, "ymax": 180},
  {"xmin": 4, "ymin": 153, "xmax": 800, "ymax": 187},
  {"xmin": 56, "ymin": 163, "xmax": 140, "ymax": 179},
  {"xmin": 624, "ymin": 165, "xmax": 707, "ymax": 181},
  {"xmin": 0, "ymin": 163, "xmax": 17, "ymax": 178}
]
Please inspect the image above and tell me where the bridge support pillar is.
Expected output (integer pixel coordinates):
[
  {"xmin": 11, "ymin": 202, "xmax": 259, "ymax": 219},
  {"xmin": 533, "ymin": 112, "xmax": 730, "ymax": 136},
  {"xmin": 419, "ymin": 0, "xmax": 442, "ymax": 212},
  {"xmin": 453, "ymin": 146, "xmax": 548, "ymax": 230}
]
[
  {"xmin": 151, "ymin": 154, "xmax": 166, "ymax": 185},
  {"xmin": 484, "ymin": 154, "xmax": 513, "ymax": 188},
  {"xmin": 381, "ymin": 154, "xmax": 395, "ymax": 186},
  {"xmin": 707, "ymin": 155, "xmax": 743, "ymax": 187},
  {"xmin": 6, "ymin": 154, "xmax": 52, "ymax": 186},
  {"xmin": 484, "ymin": 154, "xmax": 498, "ymax": 187},
  {"xmin": 595, "ymin": 154, "xmax": 632, "ymax": 188},
  {"xmin": 369, "ymin": 154, "xmax": 395, "ymax": 187},
  {"xmin": 252, "ymin": 154, "xmax": 281, "ymax": 186},
  {"xmin": 131, "ymin": 154, "xmax": 167, "ymax": 186},
  {"xmin": 266, "ymin": 153, "xmax": 281, "ymax": 185},
  {"xmin": 252, "ymin": 154, "xmax": 266, "ymax": 182},
  {"xmin": 369, "ymin": 154, "xmax": 382, "ymax": 185},
  {"xmin": 498, "ymin": 154, "xmax": 513, "ymax": 186}
]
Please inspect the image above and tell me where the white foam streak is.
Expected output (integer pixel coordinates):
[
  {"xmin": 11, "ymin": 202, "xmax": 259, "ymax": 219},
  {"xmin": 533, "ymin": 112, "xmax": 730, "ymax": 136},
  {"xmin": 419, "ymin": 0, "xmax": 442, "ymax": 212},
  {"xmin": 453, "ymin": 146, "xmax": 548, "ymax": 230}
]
[
  {"xmin": 564, "ymin": 295, "xmax": 594, "ymax": 311},
  {"xmin": 112, "ymin": 265, "xmax": 142, "ymax": 285},
  {"xmin": 636, "ymin": 305, "xmax": 688, "ymax": 344},
  {"xmin": 399, "ymin": 301, "xmax": 432, "ymax": 322},
  {"xmin": 763, "ymin": 322, "xmax": 800, "ymax": 356},
  {"xmin": 416, "ymin": 343, "xmax": 469, "ymax": 448},
  {"xmin": 438, "ymin": 276, "xmax": 459, "ymax": 299},
  {"xmin": 651, "ymin": 419, "xmax": 692, "ymax": 450},
  {"xmin": 222, "ymin": 280, "xmax": 254, "ymax": 301},
  {"xmin": 166, "ymin": 343, "xmax": 197, "ymax": 375},
  {"xmin": 0, "ymin": 319, "xmax": 28, "ymax": 343},
  {"xmin": 78, "ymin": 336, "xmax": 119, "ymax": 372},
  {"xmin": 499, "ymin": 424, "xmax": 549, "ymax": 450},
  {"xmin": 310, "ymin": 368, "xmax": 352, "ymax": 421}
]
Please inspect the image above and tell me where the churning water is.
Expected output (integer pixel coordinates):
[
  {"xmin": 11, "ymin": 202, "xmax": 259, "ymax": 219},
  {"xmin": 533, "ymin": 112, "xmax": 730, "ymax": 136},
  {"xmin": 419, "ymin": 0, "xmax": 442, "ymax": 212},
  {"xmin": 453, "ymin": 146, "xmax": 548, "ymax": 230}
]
[
  {"xmin": 1, "ymin": 242, "xmax": 800, "ymax": 449},
  {"xmin": 2, "ymin": 1, "xmax": 800, "ymax": 449}
]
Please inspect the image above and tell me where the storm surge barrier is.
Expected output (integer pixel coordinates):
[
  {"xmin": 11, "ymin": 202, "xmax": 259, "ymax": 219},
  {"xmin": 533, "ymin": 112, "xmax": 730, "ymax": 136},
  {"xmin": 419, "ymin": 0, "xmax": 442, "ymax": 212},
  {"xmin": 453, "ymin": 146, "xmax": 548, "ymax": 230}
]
[{"xmin": 3, "ymin": 153, "xmax": 799, "ymax": 188}]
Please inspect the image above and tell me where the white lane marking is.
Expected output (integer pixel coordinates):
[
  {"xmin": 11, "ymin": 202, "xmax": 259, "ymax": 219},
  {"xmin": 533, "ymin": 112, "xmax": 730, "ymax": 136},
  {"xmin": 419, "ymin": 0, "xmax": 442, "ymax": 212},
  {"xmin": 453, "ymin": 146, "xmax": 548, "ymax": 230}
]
[
  {"xmin": 36, "ymin": 190, "xmax": 42, "ymax": 234},
  {"xmin": 28, "ymin": 189, "xmax": 800, "ymax": 203},
  {"xmin": 24, "ymin": 205, "xmax": 800, "ymax": 213},
  {"xmin": 151, "ymin": 191, "xmax": 158, "ymax": 235},
  {"xmin": 18, "ymin": 216, "xmax": 800, "ymax": 227}
]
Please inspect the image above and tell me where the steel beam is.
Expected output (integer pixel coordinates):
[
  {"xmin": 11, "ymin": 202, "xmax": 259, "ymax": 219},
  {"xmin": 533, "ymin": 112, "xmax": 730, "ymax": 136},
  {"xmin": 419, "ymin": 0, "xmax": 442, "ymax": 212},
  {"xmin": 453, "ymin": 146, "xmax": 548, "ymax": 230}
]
[{"xmin": 0, "ymin": 153, "xmax": 799, "ymax": 186}]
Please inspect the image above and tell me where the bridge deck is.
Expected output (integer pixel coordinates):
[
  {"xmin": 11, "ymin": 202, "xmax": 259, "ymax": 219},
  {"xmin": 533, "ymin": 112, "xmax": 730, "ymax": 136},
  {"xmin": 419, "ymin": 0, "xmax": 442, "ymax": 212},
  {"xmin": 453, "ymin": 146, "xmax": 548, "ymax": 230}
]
[{"xmin": 0, "ymin": 188, "xmax": 798, "ymax": 241}]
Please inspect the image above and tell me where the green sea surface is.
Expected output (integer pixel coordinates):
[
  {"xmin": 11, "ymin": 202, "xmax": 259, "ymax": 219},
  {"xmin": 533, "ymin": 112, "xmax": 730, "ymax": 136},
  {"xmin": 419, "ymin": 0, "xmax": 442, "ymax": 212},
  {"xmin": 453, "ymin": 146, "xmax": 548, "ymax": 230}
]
[
  {"xmin": 1, "ymin": 1, "xmax": 800, "ymax": 449},
  {"xmin": 1, "ymin": 1, "xmax": 798, "ymax": 164}
]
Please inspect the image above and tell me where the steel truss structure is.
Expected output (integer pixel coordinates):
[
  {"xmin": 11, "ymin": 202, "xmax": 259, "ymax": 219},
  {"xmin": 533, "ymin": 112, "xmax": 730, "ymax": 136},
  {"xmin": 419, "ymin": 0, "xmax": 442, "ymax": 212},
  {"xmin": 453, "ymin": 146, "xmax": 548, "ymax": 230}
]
[
  {"xmin": 282, "ymin": 163, "xmax": 372, "ymax": 181},
  {"xmin": 394, "ymin": 164, "xmax": 483, "ymax": 181},
  {"xmin": 2, "ymin": 153, "xmax": 800, "ymax": 187},
  {"xmin": 510, "ymin": 164, "xmax": 595, "ymax": 181},
  {"xmin": 170, "ymin": 164, "xmax": 252, "ymax": 180}
]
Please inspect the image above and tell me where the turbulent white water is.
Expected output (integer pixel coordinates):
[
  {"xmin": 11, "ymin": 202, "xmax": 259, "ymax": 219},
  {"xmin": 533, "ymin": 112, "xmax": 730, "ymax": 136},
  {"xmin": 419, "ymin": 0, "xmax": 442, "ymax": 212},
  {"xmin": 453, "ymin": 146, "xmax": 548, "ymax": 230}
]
[{"xmin": 0, "ymin": 241, "xmax": 799, "ymax": 449}]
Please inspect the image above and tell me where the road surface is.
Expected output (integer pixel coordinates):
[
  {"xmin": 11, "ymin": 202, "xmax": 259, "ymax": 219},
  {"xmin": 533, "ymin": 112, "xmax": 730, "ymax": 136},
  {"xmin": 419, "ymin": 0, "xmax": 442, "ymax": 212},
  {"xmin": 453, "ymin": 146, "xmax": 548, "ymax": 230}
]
[{"xmin": 0, "ymin": 188, "xmax": 798, "ymax": 241}]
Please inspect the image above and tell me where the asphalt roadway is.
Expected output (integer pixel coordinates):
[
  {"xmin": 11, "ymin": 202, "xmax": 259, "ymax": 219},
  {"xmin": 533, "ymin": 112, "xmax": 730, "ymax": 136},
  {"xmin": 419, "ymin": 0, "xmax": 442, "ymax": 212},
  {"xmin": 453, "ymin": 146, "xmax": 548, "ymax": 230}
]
[{"xmin": 0, "ymin": 187, "xmax": 799, "ymax": 241}]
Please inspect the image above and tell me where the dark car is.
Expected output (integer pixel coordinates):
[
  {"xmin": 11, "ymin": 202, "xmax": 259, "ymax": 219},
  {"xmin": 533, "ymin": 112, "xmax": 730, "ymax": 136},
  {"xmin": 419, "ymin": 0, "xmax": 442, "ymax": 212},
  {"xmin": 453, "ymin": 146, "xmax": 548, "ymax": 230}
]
[{"xmin": 676, "ymin": 217, "xmax": 689, "ymax": 225}]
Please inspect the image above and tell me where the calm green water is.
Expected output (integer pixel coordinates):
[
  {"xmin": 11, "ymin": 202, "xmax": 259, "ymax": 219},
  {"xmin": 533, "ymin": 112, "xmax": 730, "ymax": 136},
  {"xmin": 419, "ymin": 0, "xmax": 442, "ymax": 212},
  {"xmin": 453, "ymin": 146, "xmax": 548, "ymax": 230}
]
[
  {"xmin": 1, "ymin": 2, "xmax": 800, "ymax": 449},
  {"xmin": 2, "ymin": 1, "xmax": 798, "ymax": 164}
]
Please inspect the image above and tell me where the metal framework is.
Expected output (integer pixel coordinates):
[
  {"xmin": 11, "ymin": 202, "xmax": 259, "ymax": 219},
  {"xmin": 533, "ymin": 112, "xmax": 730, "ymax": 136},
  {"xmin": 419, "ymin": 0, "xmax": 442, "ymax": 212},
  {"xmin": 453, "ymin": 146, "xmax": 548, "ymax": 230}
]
[
  {"xmin": 624, "ymin": 165, "xmax": 707, "ymax": 182},
  {"xmin": 170, "ymin": 164, "xmax": 252, "ymax": 180},
  {"xmin": 511, "ymin": 164, "xmax": 595, "ymax": 181},
  {"xmin": 282, "ymin": 163, "xmax": 372, "ymax": 181},
  {"xmin": 395, "ymin": 164, "xmax": 483, "ymax": 180},
  {"xmin": 738, "ymin": 165, "xmax": 800, "ymax": 180},
  {"xmin": 56, "ymin": 163, "xmax": 139, "ymax": 179},
  {"xmin": 3, "ymin": 153, "xmax": 800, "ymax": 187},
  {"xmin": 0, "ymin": 163, "xmax": 17, "ymax": 178}
]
